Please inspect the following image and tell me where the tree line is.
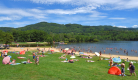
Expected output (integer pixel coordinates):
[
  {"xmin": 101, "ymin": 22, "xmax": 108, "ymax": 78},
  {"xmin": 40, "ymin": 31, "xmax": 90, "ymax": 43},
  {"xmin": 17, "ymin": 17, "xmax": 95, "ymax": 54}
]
[
  {"xmin": 1, "ymin": 22, "xmax": 138, "ymax": 46},
  {"xmin": 1, "ymin": 29, "xmax": 138, "ymax": 46}
]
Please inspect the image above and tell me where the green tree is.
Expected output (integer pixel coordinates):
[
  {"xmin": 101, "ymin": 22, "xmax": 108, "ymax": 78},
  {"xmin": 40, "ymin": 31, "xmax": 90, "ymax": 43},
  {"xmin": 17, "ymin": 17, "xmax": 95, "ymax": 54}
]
[{"xmin": 3, "ymin": 33, "xmax": 14, "ymax": 48}]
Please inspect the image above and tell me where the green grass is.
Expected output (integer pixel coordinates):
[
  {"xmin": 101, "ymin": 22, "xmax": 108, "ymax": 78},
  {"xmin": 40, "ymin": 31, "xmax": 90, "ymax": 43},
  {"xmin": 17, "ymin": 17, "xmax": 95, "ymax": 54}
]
[{"xmin": 0, "ymin": 51, "xmax": 138, "ymax": 80}]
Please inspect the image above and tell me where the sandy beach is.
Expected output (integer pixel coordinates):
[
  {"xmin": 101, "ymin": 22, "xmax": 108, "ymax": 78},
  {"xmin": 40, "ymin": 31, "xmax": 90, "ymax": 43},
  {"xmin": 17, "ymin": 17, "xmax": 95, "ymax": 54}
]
[{"xmin": 2, "ymin": 47, "xmax": 138, "ymax": 61}]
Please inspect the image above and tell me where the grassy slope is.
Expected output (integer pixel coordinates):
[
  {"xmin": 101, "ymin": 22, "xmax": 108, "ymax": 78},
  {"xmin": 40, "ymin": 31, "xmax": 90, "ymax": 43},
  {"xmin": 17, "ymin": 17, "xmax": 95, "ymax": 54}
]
[{"xmin": 0, "ymin": 51, "xmax": 137, "ymax": 80}]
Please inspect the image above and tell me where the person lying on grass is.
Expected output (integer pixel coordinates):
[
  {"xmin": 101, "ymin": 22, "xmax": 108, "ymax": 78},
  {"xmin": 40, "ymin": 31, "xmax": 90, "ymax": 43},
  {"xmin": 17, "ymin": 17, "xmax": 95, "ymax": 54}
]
[
  {"xmin": 10, "ymin": 59, "xmax": 16, "ymax": 64},
  {"xmin": 59, "ymin": 55, "xmax": 66, "ymax": 59},
  {"xmin": 88, "ymin": 55, "xmax": 92, "ymax": 58},
  {"xmin": 68, "ymin": 59, "xmax": 74, "ymax": 63},
  {"xmin": 27, "ymin": 58, "xmax": 32, "ymax": 63}
]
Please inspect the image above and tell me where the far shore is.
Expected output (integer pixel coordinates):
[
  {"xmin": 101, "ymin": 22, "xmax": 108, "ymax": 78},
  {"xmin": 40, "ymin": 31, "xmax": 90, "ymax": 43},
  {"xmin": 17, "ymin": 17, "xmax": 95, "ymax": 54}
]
[{"xmin": 2, "ymin": 47, "xmax": 138, "ymax": 61}]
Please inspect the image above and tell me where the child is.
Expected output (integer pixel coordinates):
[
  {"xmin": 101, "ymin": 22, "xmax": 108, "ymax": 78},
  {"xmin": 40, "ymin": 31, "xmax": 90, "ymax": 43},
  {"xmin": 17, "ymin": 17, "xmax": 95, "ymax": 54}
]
[
  {"xmin": 11, "ymin": 59, "xmax": 16, "ymax": 64},
  {"xmin": 121, "ymin": 62, "xmax": 125, "ymax": 77},
  {"xmin": 35, "ymin": 56, "xmax": 39, "ymax": 65},
  {"xmin": 33, "ymin": 52, "xmax": 35, "ymax": 60},
  {"xmin": 109, "ymin": 59, "xmax": 113, "ymax": 67},
  {"xmin": 27, "ymin": 58, "xmax": 31, "ymax": 63}
]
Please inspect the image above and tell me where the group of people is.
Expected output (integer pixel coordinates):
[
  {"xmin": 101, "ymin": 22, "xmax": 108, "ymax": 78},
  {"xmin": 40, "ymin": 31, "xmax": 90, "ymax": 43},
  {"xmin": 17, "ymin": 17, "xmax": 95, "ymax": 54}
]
[
  {"xmin": 1, "ymin": 51, "xmax": 8, "ymax": 58},
  {"xmin": 32, "ymin": 52, "xmax": 39, "ymax": 65},
  {"xmin": 109, "ymin": 59, "xmax": 136, "ymax": 77},
  {"xmin": 121, "ymin": 62, "xmax": 136, "ymax": 77}
]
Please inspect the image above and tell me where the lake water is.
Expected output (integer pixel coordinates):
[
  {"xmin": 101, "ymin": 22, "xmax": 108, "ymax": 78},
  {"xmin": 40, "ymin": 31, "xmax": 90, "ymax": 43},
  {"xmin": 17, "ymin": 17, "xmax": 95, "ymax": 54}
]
[{"xmin": 57, "ymin": 41, "xmax": 138, "ymax": 57}]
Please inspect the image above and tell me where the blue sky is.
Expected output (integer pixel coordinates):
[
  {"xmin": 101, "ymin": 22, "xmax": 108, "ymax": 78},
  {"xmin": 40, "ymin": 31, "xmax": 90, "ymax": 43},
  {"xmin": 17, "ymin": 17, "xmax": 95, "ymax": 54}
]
[{"xmin": 0, "ymin": 0, "xmax": 138, "ymax": 28}]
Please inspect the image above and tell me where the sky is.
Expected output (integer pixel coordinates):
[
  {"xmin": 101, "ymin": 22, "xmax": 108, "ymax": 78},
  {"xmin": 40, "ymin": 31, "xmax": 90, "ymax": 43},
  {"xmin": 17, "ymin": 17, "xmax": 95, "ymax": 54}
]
[{"xmin": 0, "ymin": 0, "xmax": 138, "ymax": 28}]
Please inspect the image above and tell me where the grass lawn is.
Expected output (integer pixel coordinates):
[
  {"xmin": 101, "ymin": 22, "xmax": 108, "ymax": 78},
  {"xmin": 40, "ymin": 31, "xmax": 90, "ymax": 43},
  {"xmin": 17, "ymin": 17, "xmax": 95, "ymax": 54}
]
[{"xmin": 0, "ymin": 51, "xmax": 138, "ymax": 80}]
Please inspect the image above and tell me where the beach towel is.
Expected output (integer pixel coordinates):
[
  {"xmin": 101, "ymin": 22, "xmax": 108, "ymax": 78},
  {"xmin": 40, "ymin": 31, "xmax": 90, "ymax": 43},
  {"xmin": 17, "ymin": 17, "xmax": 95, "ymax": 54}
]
[
  {"xmin": 86, "ymin": 60, "xmax": 95, "ymax": 62},
  {"xmin": 17, "ymin": 57, "xmax": 26, "ymax": 59},
  {"xmin": 10, "ymin": 63, "xmax": 21, "ymax": 65},
  {"xmin": 104, "ymin": 58, "xmax": 109, "ymax": 60},
  {"xmin": 61, "ymin": 61, "xmax": 68, "ymax": 63},
  {"xmin": 70, "ymin": 56, "xmax": 76, "ymax": 58}
]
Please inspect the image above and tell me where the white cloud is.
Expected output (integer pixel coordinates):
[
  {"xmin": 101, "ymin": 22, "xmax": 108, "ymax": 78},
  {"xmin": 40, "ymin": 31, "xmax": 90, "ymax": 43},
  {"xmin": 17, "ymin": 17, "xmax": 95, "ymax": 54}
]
[
  {"xmin": 0, "ymin": 4, "xmax": 106, "ymax": 21},
  {"xmin": 113, "ymin": 25, "xmax": 116, "ymax": 27},
  {"xmin": 0, "ymin": 21, "xmax": 37, "ymax": 28},
  {"xmin": 0, "ymin": 7, "xmax": 47, "ymax": 21},
  {"xmin": 109, "ymin": 18, "xmax": 126, "ymax": 19},
  {"xmin": 132, "ymin": 25, "xmax": 138, "ymax": 28},
  {"xmin": 45, "ymin": 4, "xmax": 100, "ymax": 14},
  {"xmin": 0, "ymin": 17, "xmax": 12, "ymax": 21},
  {"xmin": 117, "ymin": 26, "xmax": 127, "ymax": 28},
  {"xmin": 23, "ymin": 0, "xmax": 138, "ymax": 10},
  {"xmin": 0, "ymin": 16, "xmax": 22, "ymax": 21}
]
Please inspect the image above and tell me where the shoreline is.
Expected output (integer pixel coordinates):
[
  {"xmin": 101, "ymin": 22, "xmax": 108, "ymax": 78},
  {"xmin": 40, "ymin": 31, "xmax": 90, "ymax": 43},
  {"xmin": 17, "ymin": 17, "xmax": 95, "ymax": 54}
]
[{"xmin": 2, "ymin": 47, "xmax": 138, "ymax": 61}]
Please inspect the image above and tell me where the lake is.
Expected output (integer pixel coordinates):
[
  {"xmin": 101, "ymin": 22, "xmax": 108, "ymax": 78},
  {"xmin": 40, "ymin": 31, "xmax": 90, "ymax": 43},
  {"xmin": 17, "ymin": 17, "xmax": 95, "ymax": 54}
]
[{"xmin": 57, "ymin": 41, "xmax": 138, "ymax": 57}]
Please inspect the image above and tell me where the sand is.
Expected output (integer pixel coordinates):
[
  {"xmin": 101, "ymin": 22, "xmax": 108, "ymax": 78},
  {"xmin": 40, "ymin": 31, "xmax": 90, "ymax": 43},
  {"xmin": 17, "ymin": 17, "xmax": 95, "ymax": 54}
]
[{"xmin": 2, "ymin": 47, "xmax": 138, "ymax": 61}]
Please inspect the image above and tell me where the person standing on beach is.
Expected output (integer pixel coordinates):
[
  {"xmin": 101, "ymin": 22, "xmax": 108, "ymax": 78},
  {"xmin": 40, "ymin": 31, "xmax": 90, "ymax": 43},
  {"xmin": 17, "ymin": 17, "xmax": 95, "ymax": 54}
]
[
  {"xmin": 129, "ymin": 63, "xmax": 136, "ymax": 76},
  {"xmin": 109, "ymin": 59, "xmax": 113, "ymax": 67},
  {"xmin": 121, "ymin": 62, "xmax": 125, "ymax": 77},
  {"xmin": 99, "ymin": 51, "xmax": 102, "ymax": 55}
]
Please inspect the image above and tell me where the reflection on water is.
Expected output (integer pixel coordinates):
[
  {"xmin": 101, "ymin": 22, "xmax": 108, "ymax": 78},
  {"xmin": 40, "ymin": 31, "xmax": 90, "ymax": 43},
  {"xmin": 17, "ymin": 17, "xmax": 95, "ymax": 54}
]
[{"xmin": 57, "ymin": 41, "xmax": 138, "ymax": 57}]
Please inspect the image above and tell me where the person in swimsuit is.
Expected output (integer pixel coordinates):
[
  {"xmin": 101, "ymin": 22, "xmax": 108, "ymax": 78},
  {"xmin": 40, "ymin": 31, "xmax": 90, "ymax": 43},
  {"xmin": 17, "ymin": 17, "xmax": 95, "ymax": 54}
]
[
  {"xmin": 35, "ymin": 56, "xmax": 39, "ymax": 65},
  {"xmin": 129, "ymin": 63, "xmax": 136, "ymax": 76},
  {"xmin": 121, "ymin": 62, "xmax": 125, "ymax": 77},
  {"xmin": 109, "ymin": 59, "xmax": 113, "ymax": 67},
  {"xmin": 33, "ymin": 52, "xmax": 36, "ymax": 60}
]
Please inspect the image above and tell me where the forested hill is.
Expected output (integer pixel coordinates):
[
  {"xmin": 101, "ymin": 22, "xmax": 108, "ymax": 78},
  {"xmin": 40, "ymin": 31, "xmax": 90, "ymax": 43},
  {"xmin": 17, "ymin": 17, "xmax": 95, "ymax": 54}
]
[{"xmin": 0, "ymin": 22, "xmax": 138, "ymax": 33}]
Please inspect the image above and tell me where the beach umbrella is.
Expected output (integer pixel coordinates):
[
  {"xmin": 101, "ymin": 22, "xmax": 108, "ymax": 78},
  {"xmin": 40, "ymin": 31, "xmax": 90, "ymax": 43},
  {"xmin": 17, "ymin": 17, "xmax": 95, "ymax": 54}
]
[
  {"xmin": 50, "ymin": 50, "xmax": 54, "ymax": 52},
  {"xmin": 112, "ymin": 58, "xmax": 121, "ymax": 63},
  {"xmin": 2, "ymin": 56, "xmax": 10, "ymax": 64},
  {"xmin": 95, "ymin": 52, "xmax": 100, "ymax": 56},
  {"xmin": 65, "ymin": 48, "xmax": 69, "ymax": 50},
  {"xmin": 79, "ymin": 52, "xmax": 84, "ymax": 54}
]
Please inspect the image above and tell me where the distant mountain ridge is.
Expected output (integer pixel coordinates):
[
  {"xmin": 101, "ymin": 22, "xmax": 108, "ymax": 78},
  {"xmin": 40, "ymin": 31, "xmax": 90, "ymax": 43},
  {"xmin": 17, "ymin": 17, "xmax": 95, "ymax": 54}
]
[{"xmin": 0, "ymin": 22, "xmax": 138, "ymax": 33}]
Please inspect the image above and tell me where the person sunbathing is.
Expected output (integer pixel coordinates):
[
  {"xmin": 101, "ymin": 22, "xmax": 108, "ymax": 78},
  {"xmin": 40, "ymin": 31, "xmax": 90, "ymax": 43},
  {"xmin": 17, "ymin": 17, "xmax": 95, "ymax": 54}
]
[
  {"xmin": 27, "ymin": 58, "xmax": 31, "ymax": 63},
  {"xmin": 59, "ymin": 56, "xmax": 66, "ymax": 59},
  {"xmin": 86, "ymin": 60, "xmax": 94, "ymax": 62},
  {"xmin": 88, "ymin": 55, "xmax": 92, "ymax": 58},
  {"xmin": 68, "ymin": 59, "xmax": 74, "ymax": 63}
]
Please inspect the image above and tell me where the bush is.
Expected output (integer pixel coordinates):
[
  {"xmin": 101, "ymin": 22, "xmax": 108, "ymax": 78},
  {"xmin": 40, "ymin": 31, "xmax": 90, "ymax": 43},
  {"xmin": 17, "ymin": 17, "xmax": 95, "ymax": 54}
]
[{"xmin": 93, "ymin": 39, "xmax": 99, "ymax": 42}]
